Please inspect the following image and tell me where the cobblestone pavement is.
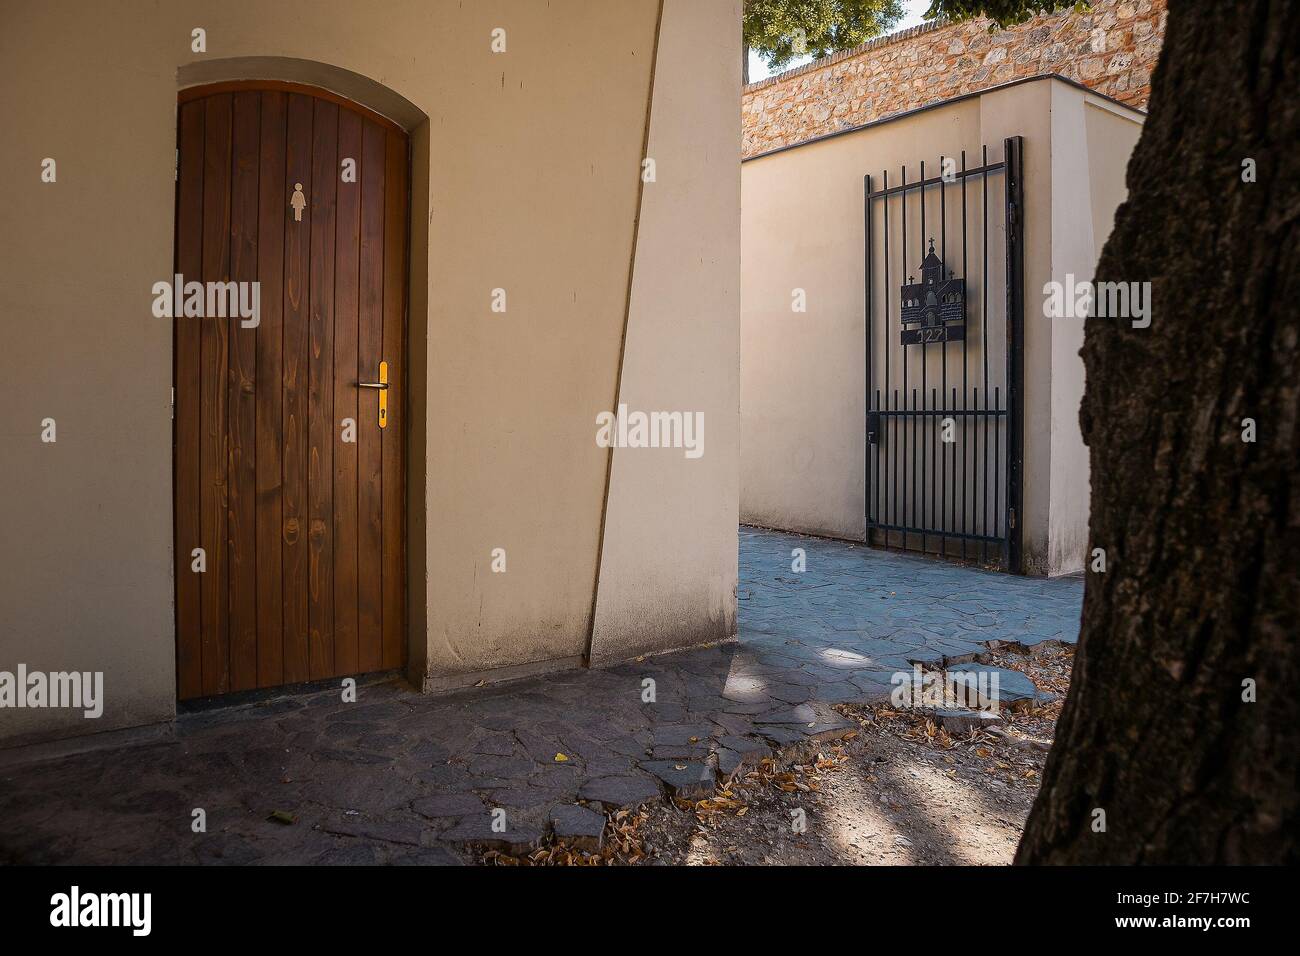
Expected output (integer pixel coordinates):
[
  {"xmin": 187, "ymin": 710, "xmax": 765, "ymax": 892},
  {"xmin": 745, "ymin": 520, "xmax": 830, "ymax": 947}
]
[{"xmin": 0, "ymin": 527, "xmax": 1082, "ymax": 864}]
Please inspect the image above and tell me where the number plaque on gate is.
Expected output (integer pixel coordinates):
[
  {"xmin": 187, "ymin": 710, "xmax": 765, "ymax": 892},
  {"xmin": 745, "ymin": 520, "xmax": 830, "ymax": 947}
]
[{"xmin": 900, "ymin": 238, "xmax": 965, "ymax": 345}]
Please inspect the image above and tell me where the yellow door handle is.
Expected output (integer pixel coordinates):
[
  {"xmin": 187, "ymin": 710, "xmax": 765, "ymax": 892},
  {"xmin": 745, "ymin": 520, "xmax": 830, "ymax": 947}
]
[{"xmin": 356, "ymin": 362, "xmax": 388, "ymax": 428}]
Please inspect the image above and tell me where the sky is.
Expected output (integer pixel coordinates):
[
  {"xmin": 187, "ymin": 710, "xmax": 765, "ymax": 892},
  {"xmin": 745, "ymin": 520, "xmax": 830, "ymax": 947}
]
[{"xmin": 747, "ymin": 0, "xmax": 933, "ymax": 82}]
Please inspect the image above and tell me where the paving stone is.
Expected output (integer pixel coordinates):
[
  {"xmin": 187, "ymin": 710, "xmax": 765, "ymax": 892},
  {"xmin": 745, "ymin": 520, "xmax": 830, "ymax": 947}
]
[
  {"xmin": 527, "ymin": 763, "xmax": 587, "ymax": 790},
  {"xmin": 470, "ymin": 732, "xmax": 519, "ymax": 756},
  {"xmin": 389, "ymin": 845, "xmax": 465, "ymax": 866},
  {"xmin": 574, "ymin": 754, "xmax": 634, "ymax": 780},
  {"xmin": 488, "ymin": 788, "xmax": 565, "ymax": 811},
  {"xmin": 320, "ymin": 819, "xmax": 424, "ymax": 847},
  {"xmin": 577, "ymin": 774, "xmax": 661, "ymax": 810},
  {"xmin": 639, "ymin": 760, "xmax": 716, "ymax": 800},
  {"xmin": 312, "ymin": 843, "xmax": 381, "ymax": 865},
  {"xmin": 193, "ymin": 833, "xmax": 261, "ymax": 865},
  {"xmin": 943, "ymin": 663, "xmax": 1039, "ymax": 709},
  {"xmin": 411, "ymin": 793, "xmax": 486, "ymax": 819},
  {"xmin": 321, "ymin": 721, "xmax": 375, "ymax": 739},
  {"xmin": 313, "ymin": 747, "xmax": 393, "ymax": 766},
  {"xmin": 326, "ymin": 702, "xmax": 410, "ymax": 723},
  {"xmin": 411, "ymin": 764, "xmax": 477, "ymax": 789},
  {"xmin": 440, "ymin": 816, "xmax": 543, "ymax": 855},
  {"xmin": 933, "ymin": 708, "xmax": 1004, "ymax": 734},
  {"xmin": 466, "ymin": 754, "xmax": 536, "ymax": 778},
  {"xmin": 716, "ymin": 735, "xmax": 772, "ymax": 761},
  {"xmin": 550, "ymin": 804, "xmax": 606, "ymax": 852},
  {"xmin": 408, "ymin": 740, "xmax": 453, "ymax": 764},
  {"xmin": 766, "ymin": 684, "xmax": 815, "ymax": 704},
  {"xmin": 651, "ymin": 724, "xmax": 716, "ymax": 746},
  {"xmin": 754, "ymin": 725, "xmax": 806, "ymax": 747},
  {"xmin": 602, "ymin": 735, "xmax": 651, "ymax": 758},
  {"xmin": 514, "ymin": 731, "xmax": 567, "ymax": 764},
  {"xmin": 716, "ymin": 748, "xmax": 746, "ymax": 778},
  {"xmin": 712, "ymin": 713, "xmax": 757, "ymax": 736},
  {"xmin": 650, "ymin": 743, "xmax": 712, "ymax": 761},
  {"xmin": 754, "ymin": 701, "xmax": 836, "ymax": 725},
  {"xmin": 644, "ymin": 703, "xmax": 689, "ymax": 722},
  {"xmin": 721, "ymin": 700, "xmax": 776, "ymax": 716},
  {"xmin": 358, "ymin": 732, "xmax": 407, "ymax": 752}
]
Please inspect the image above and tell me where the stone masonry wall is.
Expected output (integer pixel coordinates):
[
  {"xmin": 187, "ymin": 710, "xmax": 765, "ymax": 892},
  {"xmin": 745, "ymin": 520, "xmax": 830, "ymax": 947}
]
[{"xmin": 742, "ymin": 0, "xmax": 1165, "ymax": 158}]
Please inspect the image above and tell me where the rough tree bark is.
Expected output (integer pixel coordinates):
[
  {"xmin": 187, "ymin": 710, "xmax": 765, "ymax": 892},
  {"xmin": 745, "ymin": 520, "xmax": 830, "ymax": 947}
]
[{"xmin": 1017, "ymin": 0, "xmax": 1300, "ymax": 864}]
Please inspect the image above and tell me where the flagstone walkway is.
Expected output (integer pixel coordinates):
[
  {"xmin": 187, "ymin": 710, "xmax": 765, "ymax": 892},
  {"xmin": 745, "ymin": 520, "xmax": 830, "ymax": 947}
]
[{"xmin": 0, "ymin": 527, "xmax": 1082, "ymax": 864}]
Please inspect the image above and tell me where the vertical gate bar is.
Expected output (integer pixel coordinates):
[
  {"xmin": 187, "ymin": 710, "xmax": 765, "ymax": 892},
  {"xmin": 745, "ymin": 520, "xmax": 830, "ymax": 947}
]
[
  {"xmin": 1004, "ymin": 136, "xmax": 1026, "ymax": 573},
  {"xmin": 930, "ymin": 386, "xmax": 938, "ymax": 551},
  {"xmin": 973, "ymin": 386, "xmax": 980, "ymax": 556},
  {"xmin": 981, "ymin": 144, "xmax": 990, "ymax": 566},
  {"xmin": 951, "ymin": 387, "xmax": 958, "ymax": 548},
  {"xmin": 900, "ymin": 166, "xmax": 908, "ymax": 547},
  {"xmin": 882, "ymin": 170, "xmax": 891, "ymax": 545},
  {"xmin": 911, "ymin": 387, "xmax": 918, "ymax": 542},
  {"xmin": 875, "ymin": 387, "xmax": 882, "ymax": 542},
  {"xmin": 864, "ymin": 174, "xmax": 872, "ymax": 544},
  {"xmin": 919, "ymin": 161, "xmax": 927, "ymax": 554},
  {"xmin": 892, "ymin": 387, "xmax": 899, "ymax": 540},
  {"xmin": 994, "ymin": 384, "xmax": 1002, "ymax": 565},
  {"xmin": 939, "ymin": 156, "xmax": 948, "ymax": 550},
  {"xmin": 960, "ymin": 150, "xmax": 968, "ymax": 559}
]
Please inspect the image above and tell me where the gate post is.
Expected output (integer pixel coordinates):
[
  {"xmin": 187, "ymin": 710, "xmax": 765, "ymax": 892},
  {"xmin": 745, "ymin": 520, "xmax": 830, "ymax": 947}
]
[
  {"xmin": 864, "ymin": 173, "xmax": 873, "ymax": 545},
  {"xmin": 1003, "ymin": 136, "xmax": 1026, "ymax": 574}
]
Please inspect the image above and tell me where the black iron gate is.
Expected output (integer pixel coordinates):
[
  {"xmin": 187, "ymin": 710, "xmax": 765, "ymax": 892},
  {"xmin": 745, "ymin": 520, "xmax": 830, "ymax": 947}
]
[{"xmin": 864, "ymin": 136, "xmax": 1024, "ymax": 571}]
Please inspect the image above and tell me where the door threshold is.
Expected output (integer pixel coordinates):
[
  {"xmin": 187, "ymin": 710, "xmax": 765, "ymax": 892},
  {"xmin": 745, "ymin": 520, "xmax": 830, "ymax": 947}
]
[{"xmin": 178, "ymin": 669, "xmax": 405, "ymax": 715}]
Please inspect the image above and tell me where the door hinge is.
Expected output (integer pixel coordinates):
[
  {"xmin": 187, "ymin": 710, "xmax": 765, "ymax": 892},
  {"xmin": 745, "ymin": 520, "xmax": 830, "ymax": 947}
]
[
  {"xmin": 175, "ymin": 148, "xmax": 179, "ymax": 182},
  {"xmin": 170, "ymin": 387, "xmax": 175, "ymax": 420},
  {"xmin": 1009, "ymin": 507, "xmax": 1016, "ymax": 529}
]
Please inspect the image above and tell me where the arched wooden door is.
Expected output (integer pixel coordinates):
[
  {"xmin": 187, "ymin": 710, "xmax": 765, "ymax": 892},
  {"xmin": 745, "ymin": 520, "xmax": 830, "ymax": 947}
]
[{"xmin": 173, "ymin": 81, "xmax": 408, "ymax": 699}]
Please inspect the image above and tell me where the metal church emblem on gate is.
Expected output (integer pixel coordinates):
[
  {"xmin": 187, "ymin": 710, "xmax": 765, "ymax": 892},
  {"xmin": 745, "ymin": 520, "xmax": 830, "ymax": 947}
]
[{"xmin": 900, "ymin": 239, "xmax": 965, "ymax": 345}]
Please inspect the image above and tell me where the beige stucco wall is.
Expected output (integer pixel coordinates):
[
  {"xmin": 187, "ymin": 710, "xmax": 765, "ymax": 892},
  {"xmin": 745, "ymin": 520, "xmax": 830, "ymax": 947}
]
[
  {"xmin": 740, "ymin": 76, "xmax": 1142, "ymax": 575},
  {"xmin": 1043, "ymin": 85, "xmax": 1144, "ymax": 574},
  {"xmin": 0, "ymin": 0, "xmax": 740, "ymax": 747},
  {"xmin": 589, "ymin": 0, "xmax": 742, "ymax": 665}
]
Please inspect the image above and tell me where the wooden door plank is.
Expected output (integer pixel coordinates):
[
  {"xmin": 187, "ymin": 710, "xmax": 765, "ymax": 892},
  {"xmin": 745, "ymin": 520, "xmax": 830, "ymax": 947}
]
[
  {"xmin": 199, "ymin": 93, "xmax": 233, "ymax": 697},
  {"xmin": 307, "ymin": 100, "xmax": 338, "ymax": 680},
  {"xmin": 228, "ymin": 90, "xmax": 260, "ymax": 692},
  {"xmin": 357, "ymin": 121, "xmax": 386, "ymax": 673},
  {"xmin": 381, "ymin": 129, "xmax": 408, "ymax": 670},
  {"xmin": 281, "ymin": 93, "xmax": 313, "ymax": 684},
  {"xmin": 255, "ymin": 91, "xmax": 287, "ymax": 688},
  {"xmin": 175, "ymin": 99, "xmax": 205, "ymax": 700},
  {"xmin": 332, "ymin": 109, "xmax": 363, "ymax": 677}
]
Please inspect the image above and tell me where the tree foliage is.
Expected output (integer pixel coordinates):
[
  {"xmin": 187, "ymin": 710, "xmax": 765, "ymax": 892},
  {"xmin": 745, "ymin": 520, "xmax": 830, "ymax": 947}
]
[
  {"xmin": 743, "ymin": 1, "xmax": 905, "ymax": 72},
  {"xmin": 925, "ymin": 1, "xmax": 1087, "ymax": 28},
  {"xmin": 743, "ymin": 1, "xmax": 1083, "ymax": 77}
]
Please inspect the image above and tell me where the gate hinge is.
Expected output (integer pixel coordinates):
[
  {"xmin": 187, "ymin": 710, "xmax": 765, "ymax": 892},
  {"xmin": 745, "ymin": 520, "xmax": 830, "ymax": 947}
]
[
  {"xmin": 1009, "ymin": 507, "xmax": 1016, "ymax": 529},
  {"xmin": 866, "ymin": 411, "xmax": 880, "ymax": 444}
]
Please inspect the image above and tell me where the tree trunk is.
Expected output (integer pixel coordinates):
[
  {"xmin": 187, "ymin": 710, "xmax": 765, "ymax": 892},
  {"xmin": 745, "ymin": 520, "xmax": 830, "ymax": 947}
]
[
  {"xmin": 1016, "ymin": 0, "xmax": 1300, "ymax": 864},
  {"xmin": 743, "ymin": 39, "xmax": 750, "ymax": 86}
]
